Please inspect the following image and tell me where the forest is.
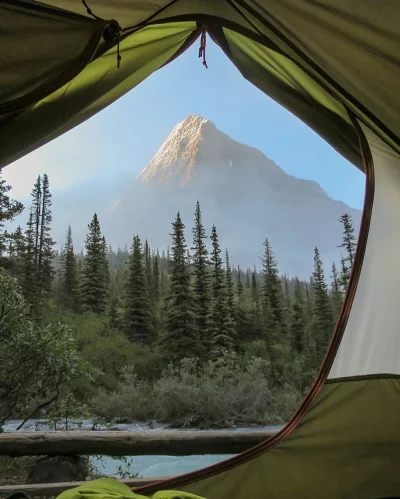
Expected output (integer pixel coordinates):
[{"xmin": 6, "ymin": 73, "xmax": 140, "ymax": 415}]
[{"xmin": 0, "ymin": 170, "xmax": 357, "ymax": 431}]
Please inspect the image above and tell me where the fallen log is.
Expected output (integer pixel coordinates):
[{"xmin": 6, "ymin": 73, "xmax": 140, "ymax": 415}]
[
  {"xmin": 0, "ymin": 430, "xmax": 275, "ymax": 457},
  {"xmin": 0, "ymin": 477, "xmax": 167, "ymax": 498}
]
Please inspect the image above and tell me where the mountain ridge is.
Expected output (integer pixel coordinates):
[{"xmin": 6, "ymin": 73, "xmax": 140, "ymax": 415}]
[{"xmin": 19, "ymin": 114, "xmax": 360, "ymax": 278}]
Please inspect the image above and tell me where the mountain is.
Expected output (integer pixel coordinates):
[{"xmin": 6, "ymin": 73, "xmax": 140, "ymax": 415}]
[
  {"xmin": 101, "ymin": 114, "xmax": 360, "ymax": 277},
  {"xmin": 44, "ymin": 114, "xmax": 361, "ymax": 277}
]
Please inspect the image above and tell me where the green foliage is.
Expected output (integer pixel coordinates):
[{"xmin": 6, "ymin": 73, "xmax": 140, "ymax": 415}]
[
  {"xmin": 59, "ymin": 225, "xmax": 80, "ymax": 311},
  {"xmin": 209, "ymin": 225, "xmax": 233, "ymax": 357},
  {"xmin": 80, "ymin": 213, "xmax": 109, "ymax": 314},
  {"xmin": 0, "ymin": 269, "xmax": 90, "ymax": 429},
  {"xmin": 91, "ymin": 352, "xmax": 300, "ymax": 427},
  {"xmin": 290, "ymin": 278, "xmax": 307, "ymax": 354},
  {"xmin": 122, "ymin": 235, "xmax": 154, "ymax": 343},
  {"xmin": 261, "ymin": 239, "xmax": 283, "ymax": 347},
  {"xmin": 338, "ymin": 213, "xmax": 356, "ymax": 291},
  {"xmin": 191, "ymin": 201, "xmax": 210, "ymax": 353},
  {"xmin": 0, "ymin": 168, "xmax": 24, "ymax": 264},
  {"xmin": 312, "ymin": 247, "xmax": 333, "ymax": 358},
  {"xmin": 163, "ymin": 212, "xmax": 198, "ymax": 361},
  {"xmin": 0, "ymin": 172, "xmax": 353, "ymax": 429}
]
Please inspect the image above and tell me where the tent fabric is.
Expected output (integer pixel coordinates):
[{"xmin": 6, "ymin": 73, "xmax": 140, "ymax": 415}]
[
  {"xmin": 1, "ymin": 0, "xmax": 399, "ymax": 169},
  {"xmin": 1, "ymin": 1, "xmax": 400, "ymax": 498},
  {"xmin": 0, "ymin": 22, "xmax": 197, "ymax": 168},
  {"xmin": 137, "ymin": 378, "xmax": 400, "ymax": 499},
  {"xmin": 56, "ymin": 477, "xmax": 206, "ymax": 499},
  {"xmin": 329, "ymin": 126, "xmax": 400, "ymax": 379}
]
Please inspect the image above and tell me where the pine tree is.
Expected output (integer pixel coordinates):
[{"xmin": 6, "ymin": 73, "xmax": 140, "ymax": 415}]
[
  {"xmin": 59, "ymin": 225, "xmax": 79, "ymax": 311},
  {"xmin": 80, "ymin": 213, "xmax": 109, "ymax": 314},
  {"xmin": 236, "ymin": 265, "xmax": 244, "ymax": 298},
  {"xmin": 144, "ymin": 240, "xmax": 152, "ymax": 295},
  {"xmin": 290, "ymin": 278, "xmax": 306, "ymax": 354},
  {"xmin": 31, "ymin": 176, "xmax": 42, "ymax": 268},
  {"xmin": 38, "ymin": 174, "xmax": 55, "ymax": 295},
  {"xmin": 330, "ymin": 262, "xmax": 343, "ymax": 319},
  {"xmin": 123, "ymin": 235, "xmax": 154, "ymax": 343},
  {"xmin": 261, "ymin": 238, "xmax": 283, "ymax": 345},
  {"xmin": 0, "ymin": 169, "xmax": 24, "ymax": 263},
  {"xmin": 153, "ymin": 251, "xmax": 160, "ymax": 305},
  {"xmin": 251, "ymin": 269, "xmax": 258, "ymax": 302},
  {"xmin": 338, "ymin": 213, "xmax": 356, "ymax": 265},
  {"xmin": 312, "ymin": 247, "xmax": 333, "ymax": 358},
  {"xmin": 101, "ymin": 236, "xmax": 110, "ymax": 288},
  {"xmin": 245, "ymin": 269, "xmax": 251, "ymax": 289},
  {"xmin": 21, "ymin": 209, "xmax": 37, "ymax": 311},
  {"xmin": 338, "ymin": 213, "xmax": 356, "ymax": 291},
  {"xmin": 191, "ymin": 201, "xmax": 210, "ymax": 351},
  {"xmin": 7, "ymin": 226, "xmax": 25, "ymax": 277},
  {"xmin": 164, "ymin": 212, "xmax": 197, "ymax": 360},
  {"xmin": 209, "ymin": 225, "xmax": 233, "ymax": 357},
  {"xmin": 339, "ymin": 254, "xmax": 351, "ymax": 293},
  {"xmin": 225, "ymin": 249, "xmax": 237, "ymax": 344}
]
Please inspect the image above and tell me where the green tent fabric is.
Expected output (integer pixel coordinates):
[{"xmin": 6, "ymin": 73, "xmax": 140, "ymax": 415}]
[
  {"xmin": 1, "ymin": 1, "xmax": 399, "ymax": 170},
  {"xmin": 56, "ymin": 478, "xmax": 206, "ymax": 499},
  {"xmin": 1, "ymin": 2, "xmax": 400, "ymax": 498}
]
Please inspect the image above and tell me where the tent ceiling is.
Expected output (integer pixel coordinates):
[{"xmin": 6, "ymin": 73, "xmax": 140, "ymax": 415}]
[{"xmin": 0, "ymin": 0, "xmax": 399, "ymax": 170}]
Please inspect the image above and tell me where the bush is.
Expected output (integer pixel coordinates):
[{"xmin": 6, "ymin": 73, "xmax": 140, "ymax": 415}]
[
  {"xmin": 0, "ymin": 270, "xmax": 91, "ymax": 429},
  {"xmin": 91, "ymin": 351, "xmax": 302, "ymax": 427}
]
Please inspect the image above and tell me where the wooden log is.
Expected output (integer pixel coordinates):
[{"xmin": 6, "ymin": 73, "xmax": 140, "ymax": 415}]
[
  {"xmin": 0, "ymin": 477, "xmax": 168, "ymax": 498},
  {"xmin": 0, "ymin": 430, "xmax": 275, "ymax": 457}
]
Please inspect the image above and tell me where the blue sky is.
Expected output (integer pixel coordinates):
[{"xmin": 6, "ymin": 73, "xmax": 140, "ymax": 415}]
[{"xmin": 4, "ymin": 39, "xmax": 365, "ymax": 209}]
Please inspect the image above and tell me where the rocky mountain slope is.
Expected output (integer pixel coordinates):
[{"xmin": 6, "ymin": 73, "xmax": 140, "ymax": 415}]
[{"xmin": 101, "ymin": 114, "xmax": 361, "ymax": 277}]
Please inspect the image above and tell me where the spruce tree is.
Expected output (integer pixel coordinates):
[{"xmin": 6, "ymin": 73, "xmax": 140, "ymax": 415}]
[
  {"xmin": 21, "ymin": 210, "xmax": 37, "ymax": 311},
  {"xmin": 290, "ymin": 278, "xmax": 306, "ymax": 354},
  {"xmin": 338, "ymin": 213, "xmax": 356, "ymax": 265},
  {"xmin": 31, "ymin": 176, "xmax": 42, "ymax": 267},
  {"xmin": 59, "ymin": 225, "xmax": 79, "ymax": 311},
  {"xmin": 312, "ymin": 247, "xmax": 333, "ymax": 358},
  {"xmin": 153, "ymin": 250, "xmax": 160, "ymax": 305},
  {"xmin": 123, "ymin": 235, "xmax": 153, "ymax": 343},
  {"xmin": 101, "ymin": 236, "xmax": 110, "ymax": 288},
  {"xmin": 261, "ymin": 238, "xmax": 283, "ymax": 345},
  {"xmin": 38, "ymin": 174, "xmax": 55, "ymax": 295},
  {"xmin": 236, "ymin": 265, "xmax": 244, "ymax": 298},
  {"xmin": 191, "ymin": 201, "xmax": 210, "ymax": 350},
  {"xmin": 225, "ymin": 249, "xmax": 237, "ymax": 344},
  {"xmin": 339, "ymin": 254, "xmax": 351, "ymax": 293},
  {"xmin": 330, "ymin": 262, "xmax": 343, "ymax": 319},
  {"xmin": 164, "ymin": 212, "xmax": 197, "ymax": 360},
  {"xmin": 209, "ymin": 225, "xmax": 233, "ymax": 357},
  {"xmin": 245, "ymin": 269, "xmax": 251, "ymax": 289},
  {"xmin": 144, "ymin": 240, "xmax": 152, "ymax": 295},
  {"xmin": 338, "ymin": 213, "xmax": 356, "ymax": 291},
  {"xmin": 7, "ymin": 226, "xmax": 25, "ymax": 277},
  {"xmin": 0, "ymin": 169, "xmax": 24, "ymax": 263},
  {"xmin": 80, "ymin": 213, "xmax": 109, "ymax": 314}
]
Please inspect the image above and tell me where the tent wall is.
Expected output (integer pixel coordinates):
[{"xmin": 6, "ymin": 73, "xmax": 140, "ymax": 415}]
[{"xmin": 329, "ymin": 127, "xmax": 400, "ymax": 379}]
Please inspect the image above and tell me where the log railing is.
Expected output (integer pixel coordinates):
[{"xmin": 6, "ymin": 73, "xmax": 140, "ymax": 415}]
[
  {"xmin": 0, "ymin": 430, "xmax": 275, "ymax": 457},
  {"xmin": 0, "ymin": 430, "xmax": 276, "ymax": 497}
]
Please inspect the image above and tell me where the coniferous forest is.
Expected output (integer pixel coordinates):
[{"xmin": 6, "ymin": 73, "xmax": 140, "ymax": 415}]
[{"xmin": 0, "ymin": 171, "xmax": 357, "ymax": 430}]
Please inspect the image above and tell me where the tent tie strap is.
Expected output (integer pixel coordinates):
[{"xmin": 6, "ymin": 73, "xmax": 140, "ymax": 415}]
[
  {"xmin": 198, "ymin": 29, "xmax": 208, "ymax": 69},
  {"xmin": 82, "ymin": 0, "xmax": 122, "ymax": 69}
]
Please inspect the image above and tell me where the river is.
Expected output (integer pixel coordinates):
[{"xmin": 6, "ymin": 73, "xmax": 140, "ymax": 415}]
[{"xmin": 3, "ymin": 420, "xmax": 282, "ymax": 478}]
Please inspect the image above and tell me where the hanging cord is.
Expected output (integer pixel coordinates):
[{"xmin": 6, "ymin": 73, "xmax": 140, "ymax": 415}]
[
  {"xmin": 198, "ymin": 30, "xmax": 208, "ymax": 69},
  {"xmin": 82, "ymin": 0, "xmax": 122, "ymax": 68}
]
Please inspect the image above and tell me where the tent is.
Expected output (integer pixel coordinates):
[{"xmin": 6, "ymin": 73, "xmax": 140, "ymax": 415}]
[{"xmin": 1, "ymin": 1, "xmax": 399, "ymax": 497}]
